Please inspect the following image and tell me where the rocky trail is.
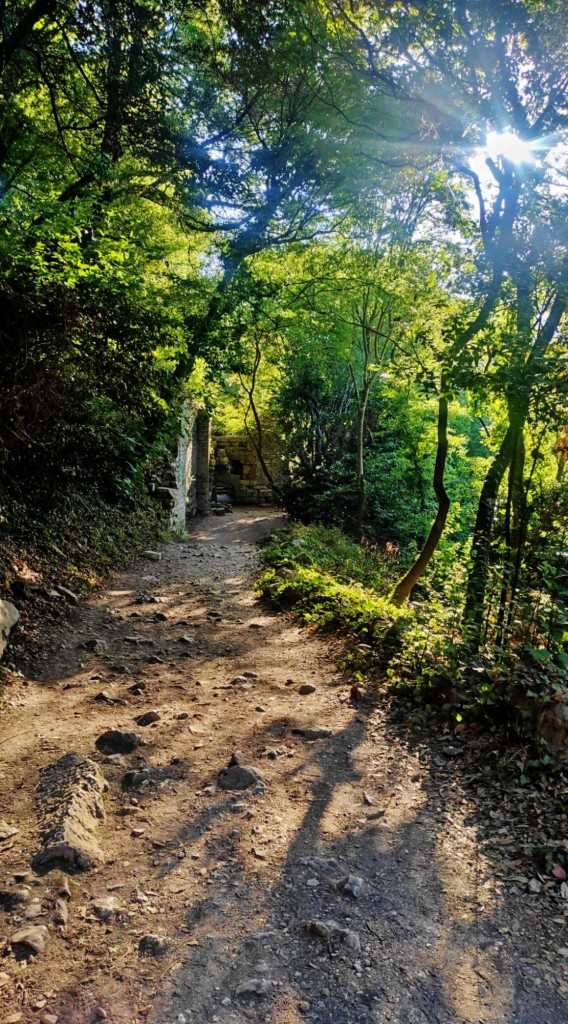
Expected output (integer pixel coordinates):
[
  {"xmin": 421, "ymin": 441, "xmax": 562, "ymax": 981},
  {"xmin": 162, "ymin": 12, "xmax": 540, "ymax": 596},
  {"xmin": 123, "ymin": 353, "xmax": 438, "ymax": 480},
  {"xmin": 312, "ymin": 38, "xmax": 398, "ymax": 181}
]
[{"xmin": 1, "ymin": 508, "xmax": 568, "ymax": 1024}]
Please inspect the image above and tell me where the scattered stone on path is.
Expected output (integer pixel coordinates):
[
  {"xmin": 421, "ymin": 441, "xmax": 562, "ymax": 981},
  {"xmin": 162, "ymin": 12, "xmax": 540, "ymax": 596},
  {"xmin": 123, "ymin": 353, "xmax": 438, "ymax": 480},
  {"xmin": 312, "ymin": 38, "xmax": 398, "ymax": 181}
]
[
  {"xmin": 25, "ymin": 901, "xmax": 42, "ymax": 919},
  {"xmin": 11, "ymin": 925, "xmax": 49, "ymax": 956},
  {"xmin": 231, "ymin": 675, "xmax": 247, "ymax": 685},
  {"xmin": 32, "ymin": 753, "xmax": 108, "ymax": 872},
  {"xmin": 334, "ymin": 874, "xmax": 364, "ymax": 897},
  {"xmin": 105, "ymin": 753, "xmax": 126, "ymax": 766},
  {"xmin": 122, "ymin": 768, "xmax": 150, "ymax": 789},
  {"xmin": 143, "ymin": 550, "xmax": 162, "ymax": 561},
  {"xmin": 54, "ymin": 898, "xmax": 69, "ymax": 926},
  {"xmin": 292, "ymin": 726, "xmax": 333, "ymax": 741},
  {"xmin": 236, "ymin": 978, "xmax": 272, "ymax": 997},
  {"xmin": 128, "ymin": 680, "xmax": 146, "ymax": 693},
  {"xmin": 138, "ymin": 933, "xmax": 170, "ymax": 957},
  {"xmin": 301, "ymin": 856, "xmax": 340, "ymax": 872},
  {"xmin": 39, "ymin": 1011, "xmax": 58, "ymax": 1024},
  {"xmin": 0, "ymin": 889, "xmax": 28, "ymax": 910},
  {"xmin": 305, "ymin": 919, "xmax": 361, "ymax": 952},
  {"xmin": 0, "ymin": 821, "xmax": 19, "ymax": 842},
  {"xmin": 54, "ymin": 583, "xmax": 79, "ymax": 605},
  {"xmin": 135, "ymin": 710, "xmax": 161, "ymax": 726},
  {"xmin": 298, "ymin": 683, "xmax": 317, "ymax": 695},
  {"xmin": 57, "ymin": 876, "xmax": 71, "ymax": 899},
  {"xmin": 95, "ymin": 729, "xmax": 140, "ymax": 754},
  {"xmin": 0, "ymin": 599, "xmax": 19, "ymax": 659},
  {"xmin": 91, "ymin": 896, "xmax": 118, "ymax": 921},
  {"xmin": 218, "ymin": 752, "xmax": 264, "ymax": 791},
  {"xmin": 363, "ymin": 792, "xmax": 375, "ymax": 806},
  {"xmin": 94, "ymin": 690, "xmax": 115, "ymax": 703}
]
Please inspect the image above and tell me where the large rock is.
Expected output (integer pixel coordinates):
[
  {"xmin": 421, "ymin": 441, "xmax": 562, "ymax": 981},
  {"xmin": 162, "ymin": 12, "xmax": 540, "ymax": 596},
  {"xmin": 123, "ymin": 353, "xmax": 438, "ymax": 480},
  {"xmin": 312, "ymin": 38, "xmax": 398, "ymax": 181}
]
[
  {"xmin": 0, "ymin": 600, "xmax": 19, "ymax": 660},
  {"xmin": 11, "ymin": 925, "xmax": 49, "ymax": 956},
  {"xmin": 32, "ymin": 753, "xmax": 108, "ymax": 872},
  {"xmin": 536, "ymin": 703, "xmax": 568, "ymax": 753}
]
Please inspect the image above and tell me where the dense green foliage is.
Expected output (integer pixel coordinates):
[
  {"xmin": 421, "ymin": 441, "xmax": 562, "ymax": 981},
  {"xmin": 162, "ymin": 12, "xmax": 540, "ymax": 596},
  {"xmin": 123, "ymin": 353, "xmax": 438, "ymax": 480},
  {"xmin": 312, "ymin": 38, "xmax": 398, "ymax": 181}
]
[{"xmin": 1, "ymin": 1, "xmax": 567, "ymax": 726}]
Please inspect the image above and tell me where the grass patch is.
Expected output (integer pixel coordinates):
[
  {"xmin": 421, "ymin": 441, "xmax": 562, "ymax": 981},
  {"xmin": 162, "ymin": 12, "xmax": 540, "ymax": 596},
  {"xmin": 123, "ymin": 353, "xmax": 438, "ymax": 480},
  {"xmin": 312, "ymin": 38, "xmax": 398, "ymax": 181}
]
[{"xmin": 257, "ymin": 523, "xmax": 408, "ymax": 647}]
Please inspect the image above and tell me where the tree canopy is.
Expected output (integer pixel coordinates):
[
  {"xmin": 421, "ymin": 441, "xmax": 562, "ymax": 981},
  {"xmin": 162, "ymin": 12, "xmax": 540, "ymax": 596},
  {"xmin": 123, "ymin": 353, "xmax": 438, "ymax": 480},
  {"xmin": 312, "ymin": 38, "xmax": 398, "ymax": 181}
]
[{"xmin": 1, "ymin": 0, "xmax": 568, "ymax": 708}]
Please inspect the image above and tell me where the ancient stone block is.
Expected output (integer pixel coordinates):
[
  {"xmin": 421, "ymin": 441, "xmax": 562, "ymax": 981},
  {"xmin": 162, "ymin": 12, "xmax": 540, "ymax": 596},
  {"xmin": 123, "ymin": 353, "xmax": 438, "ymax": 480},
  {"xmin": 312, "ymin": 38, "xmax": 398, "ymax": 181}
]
[{"xmin": 32, "ymin": 752, "xmax": 108, "ymax": 873}]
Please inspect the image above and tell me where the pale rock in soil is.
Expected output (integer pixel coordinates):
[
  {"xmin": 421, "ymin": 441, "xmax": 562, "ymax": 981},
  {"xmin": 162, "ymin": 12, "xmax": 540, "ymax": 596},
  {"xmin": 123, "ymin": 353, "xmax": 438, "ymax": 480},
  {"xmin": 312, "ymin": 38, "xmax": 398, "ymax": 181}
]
[
  {"xmin": 0, "ymin": 599, "xmax": 19, "ymax": 660},
  {"xmin": 11, "ymin": 924, "xmax": 49, "ymax": 955},
  {"xmin": 0, "ymin": 821, "xmax": 19, "ymax": 842},
  {"xmin": 301, "ymin": 856, "xmax": 340, "ymax": 873},
  {"xmin": 236, "ymin": 978, "xmax": 272, "ymax": 997},
  {"xmin": 32, "ymin": 752, "xmax": 108, "ymax": 872},
  {"xmin": 138, "ymin": 933, "xmax": 170, "ymax": 956},
  {"xmin": 54, "ymin": 898, "xmax": 68, "ymax": 925},
  {"xmin": 536, "ymin": 703, "xmax": 568, "ymax": 753},
  {"xmin": 39, "ymin": 1012, "xmax": 58, "ymax": 1024},
  {"xmin": 92, "ymin": 896, "xmax": 118, "ymax": 921},
  {"xmin": 122, "ymin": 768, "xmax": 151, "ymax": 789},
  {"xmin": 334, "ymin": 874, "xmax": 364, "ymax": 897},
  {"xmin": 305, "ymin": 918, "xmax": 361, "ymax": 952}
]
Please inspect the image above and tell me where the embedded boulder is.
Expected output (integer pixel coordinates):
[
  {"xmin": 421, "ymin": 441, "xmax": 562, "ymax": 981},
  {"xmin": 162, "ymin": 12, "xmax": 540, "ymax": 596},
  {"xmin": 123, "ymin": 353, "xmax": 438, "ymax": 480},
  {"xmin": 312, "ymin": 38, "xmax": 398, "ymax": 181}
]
[
  {"xmin": 0, "ymin": 600, "xmax": 19, "ymax": 660},
  {"xmin": 536, "ymin": 702, "xmax": 568, "ymax": 754},
  {"xmin": 32, "ymin": 752, "xmax": 108, "ymax": 872}
]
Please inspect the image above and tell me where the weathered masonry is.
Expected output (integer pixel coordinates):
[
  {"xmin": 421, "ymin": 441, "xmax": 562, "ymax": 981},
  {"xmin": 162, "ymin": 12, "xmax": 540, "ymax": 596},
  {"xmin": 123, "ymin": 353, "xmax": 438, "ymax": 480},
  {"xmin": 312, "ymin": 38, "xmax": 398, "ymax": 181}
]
[
  {"xmin": 212, "ymin": 432, "xmax": 284, "ymax": 505},
  {"xmin": 152, "ymin": 410, "xmax": 284, "ymax": 530},
  {"xmin": 151, "ymin": 403, "xmax": 212, "ymax": 533}
]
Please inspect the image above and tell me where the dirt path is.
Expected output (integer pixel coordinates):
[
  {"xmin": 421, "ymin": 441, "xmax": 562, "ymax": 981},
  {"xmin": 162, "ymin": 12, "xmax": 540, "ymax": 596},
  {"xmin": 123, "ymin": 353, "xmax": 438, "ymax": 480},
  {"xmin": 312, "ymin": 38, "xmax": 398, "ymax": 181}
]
[{"xmin": 1, "ymin": 508, "xmax": 567, "ymax": 1024}]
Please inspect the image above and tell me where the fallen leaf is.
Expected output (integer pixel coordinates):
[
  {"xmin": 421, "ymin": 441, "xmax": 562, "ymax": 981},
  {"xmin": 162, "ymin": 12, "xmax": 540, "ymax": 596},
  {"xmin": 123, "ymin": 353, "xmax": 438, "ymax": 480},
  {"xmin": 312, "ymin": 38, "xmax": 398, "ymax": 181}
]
[{"xmin": 552, "ymin": 864, "xmax": 567, "ymax": 881}]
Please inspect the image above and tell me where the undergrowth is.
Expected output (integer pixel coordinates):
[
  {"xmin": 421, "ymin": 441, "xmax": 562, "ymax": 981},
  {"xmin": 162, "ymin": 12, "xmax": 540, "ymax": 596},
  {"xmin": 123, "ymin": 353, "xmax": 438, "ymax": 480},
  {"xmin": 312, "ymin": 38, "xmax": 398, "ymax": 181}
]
[
  {"xmin": 0, "ymin": 481, "xmax": 169, "ymax": 666},
  {"xmin": 257, "ymin": 523, "xmax": 568, "ymax": 738},
  {"xmin": 256, "ymin": 522, "xmax": 410, "ymax": 656}
]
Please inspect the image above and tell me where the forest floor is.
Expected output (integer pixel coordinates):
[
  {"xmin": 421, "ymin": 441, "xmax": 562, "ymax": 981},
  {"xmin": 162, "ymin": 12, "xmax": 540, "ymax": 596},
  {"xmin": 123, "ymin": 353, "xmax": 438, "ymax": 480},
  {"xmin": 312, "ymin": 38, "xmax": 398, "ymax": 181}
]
[{"xmin": 1, "ymin": 507, "xmax": 568, "ymax": 1024}]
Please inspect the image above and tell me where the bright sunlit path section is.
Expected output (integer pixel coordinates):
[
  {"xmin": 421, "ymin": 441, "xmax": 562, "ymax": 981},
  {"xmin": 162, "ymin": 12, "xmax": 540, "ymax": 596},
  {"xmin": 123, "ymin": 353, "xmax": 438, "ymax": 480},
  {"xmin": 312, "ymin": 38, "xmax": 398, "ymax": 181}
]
[{"xmin": 485, "ymin": 129, "xmax": 537, "ymax": 166}]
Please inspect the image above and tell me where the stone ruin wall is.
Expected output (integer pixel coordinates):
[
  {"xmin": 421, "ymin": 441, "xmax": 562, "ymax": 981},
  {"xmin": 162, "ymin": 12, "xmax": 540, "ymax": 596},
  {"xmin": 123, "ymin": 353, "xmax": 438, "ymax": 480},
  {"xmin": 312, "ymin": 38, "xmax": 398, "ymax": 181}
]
[
  {"xmin": 152, "ymin": 403, "xmax": 211, "ymax": 533},
  {"xmin": 213, "ymin": 432, "xmax": 284, "ymax": 505}
]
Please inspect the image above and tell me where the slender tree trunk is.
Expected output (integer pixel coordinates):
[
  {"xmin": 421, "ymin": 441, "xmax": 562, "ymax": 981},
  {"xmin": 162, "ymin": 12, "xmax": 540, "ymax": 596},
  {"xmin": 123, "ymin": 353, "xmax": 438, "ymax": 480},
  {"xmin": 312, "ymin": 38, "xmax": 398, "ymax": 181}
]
[
  {"xmin": 355, "ymin": 379, "xmax": 372, "ymax": 542},
  {"xmin": 391, "ymin": 389, "xmax": 449, "ymax": 606},
  {"xmin": 462, "ymin": 414, "xmax": 520, "ymax": 646}
]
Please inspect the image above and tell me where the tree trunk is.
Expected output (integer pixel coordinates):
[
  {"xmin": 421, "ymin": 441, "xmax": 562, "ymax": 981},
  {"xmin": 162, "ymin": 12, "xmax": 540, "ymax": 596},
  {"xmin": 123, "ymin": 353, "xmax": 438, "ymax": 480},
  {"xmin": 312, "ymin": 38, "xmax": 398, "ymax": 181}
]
[
  {"xmin": 462, "ymin": 415, "xmax": 519, "ymax": 646},
  {"xmin": 355, "ymin": 379, "xmax": 372, "ymax": 542},
  {"xmin": 391, "ymin": 390, "xmax": 449, "ymax": 606}
]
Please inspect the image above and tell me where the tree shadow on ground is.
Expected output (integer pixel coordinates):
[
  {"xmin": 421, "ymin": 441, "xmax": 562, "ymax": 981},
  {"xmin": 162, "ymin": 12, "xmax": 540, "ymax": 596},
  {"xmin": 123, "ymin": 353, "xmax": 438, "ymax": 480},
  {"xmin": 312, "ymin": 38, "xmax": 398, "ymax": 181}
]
[{"xmin": 147, "ymin": 706, "xmax": 567, "ymax": 1024}]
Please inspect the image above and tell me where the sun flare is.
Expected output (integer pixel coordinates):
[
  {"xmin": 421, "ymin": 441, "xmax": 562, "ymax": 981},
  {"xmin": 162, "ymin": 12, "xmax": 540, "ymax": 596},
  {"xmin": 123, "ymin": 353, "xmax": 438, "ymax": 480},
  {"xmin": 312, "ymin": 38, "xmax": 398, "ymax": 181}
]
[{"xmin": 485, "ymin": 129, "xmax": 535, "ymax": 165}]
